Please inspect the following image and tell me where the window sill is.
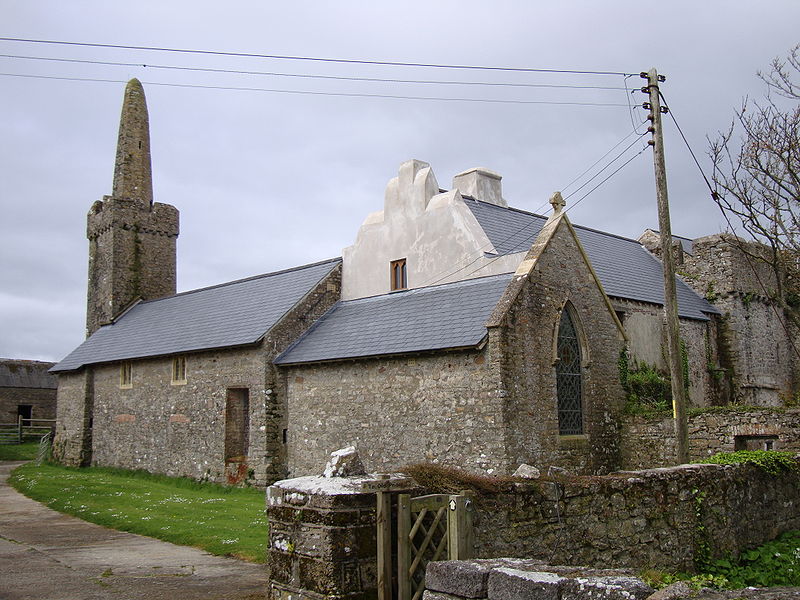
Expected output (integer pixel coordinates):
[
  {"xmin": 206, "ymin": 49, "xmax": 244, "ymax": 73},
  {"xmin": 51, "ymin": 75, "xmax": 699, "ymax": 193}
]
[{"xmin": 558, "ymin": 434, "xmax": 588, "ymax": 447}]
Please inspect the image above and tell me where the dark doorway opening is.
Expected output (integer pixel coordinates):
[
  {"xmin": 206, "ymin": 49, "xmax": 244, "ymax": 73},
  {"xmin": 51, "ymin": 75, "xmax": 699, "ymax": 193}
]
[{"xmin": 17, "ymin": 405, "xmax": 32, "ymax": 426}]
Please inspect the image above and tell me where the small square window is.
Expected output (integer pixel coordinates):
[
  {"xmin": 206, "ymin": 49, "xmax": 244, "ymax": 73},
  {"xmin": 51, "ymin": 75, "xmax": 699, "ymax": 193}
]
[
  {"xmin": 390, "ymin": 258, "xmax": 407, "ymax": 291},
  {"xmin": 120, "ymin": 362, "xmax": 132, "ymax": 388},
  {"xmin": 172, "ymin": 356, "xmax": 187, "ymax": 385}
]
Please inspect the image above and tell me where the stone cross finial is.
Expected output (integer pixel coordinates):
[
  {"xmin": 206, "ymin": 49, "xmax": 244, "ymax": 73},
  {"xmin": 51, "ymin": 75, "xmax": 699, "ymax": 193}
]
[{"xmin": 549, "ymin": 191, "xmax": 565, "ymax": 214}]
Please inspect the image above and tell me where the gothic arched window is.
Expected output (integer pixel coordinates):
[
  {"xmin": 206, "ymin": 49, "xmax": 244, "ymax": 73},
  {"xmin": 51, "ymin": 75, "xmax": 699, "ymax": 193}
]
[{"xmin": 556, "ymin": 307, "xmax": 583, "ymax": 435}]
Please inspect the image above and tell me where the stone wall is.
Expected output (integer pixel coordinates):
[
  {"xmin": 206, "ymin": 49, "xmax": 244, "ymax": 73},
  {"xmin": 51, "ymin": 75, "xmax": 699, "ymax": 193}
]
[
  {"xmin": 472, "ymin": 462, "xmax": 800, "ymax": 571},
  {"xmin": 263, "ymin": 263, "xmax": 343, "ymax": 483},
  {"xmin": 53, "ymin": 370, "xmax": 94, "ymax": 466},
  {"xmin": 266, "ymin": 461, "xmax": 800, "ymax": 600},
  {"xmin": 0, "ymin": 387, "xmax": 57, "ymax": 424},
  {"xmin": 283, "ymin": 347, "xmax": 509, "ymax": 478},
  {"xmin": 620, "ymin": 408, "xmax": 800, "ymax": 469},
  {"xmin": 90, "ymin": 346, "xmax": 269, "ymax": 484}
]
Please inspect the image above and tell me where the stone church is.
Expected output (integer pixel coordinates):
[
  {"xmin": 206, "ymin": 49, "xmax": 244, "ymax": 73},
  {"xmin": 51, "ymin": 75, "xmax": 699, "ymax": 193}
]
[{"xmin": 51, "ymin": 80, "xmax": 799, "ymax": 486}]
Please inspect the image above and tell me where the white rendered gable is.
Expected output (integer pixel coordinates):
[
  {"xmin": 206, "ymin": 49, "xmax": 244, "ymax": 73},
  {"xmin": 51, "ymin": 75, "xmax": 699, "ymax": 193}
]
[{"xmin": 341, "ymin": 160, "xmax": 523, "ymax": 300}]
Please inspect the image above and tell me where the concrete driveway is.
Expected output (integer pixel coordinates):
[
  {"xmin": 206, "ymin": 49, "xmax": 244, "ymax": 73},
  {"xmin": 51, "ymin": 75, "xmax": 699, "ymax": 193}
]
[{"xmin": 0, "ymin": 461, "xmax": 267, "ymax": 600}]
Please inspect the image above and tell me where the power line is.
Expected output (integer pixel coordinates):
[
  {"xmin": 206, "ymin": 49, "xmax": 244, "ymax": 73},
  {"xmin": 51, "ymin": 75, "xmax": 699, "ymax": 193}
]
[
  {"xmin": 0, "ymin": 37, "xmax": 636, "ymax": 76},
  {"xmin": 528, "ymin": 122, "xmax": 648, "ymax": 214},
  {"xmin": 0, "ymin": 54, "xmax": 629, "ymax": 91},
  {"xmin": 565, "ymin": 144, "xmax": 649, "ymax": 212},
  {"xmin": 0, "ymin": 73, "xmax": 632, "ymax": 106},
  {"xmin": 563, "ymin": 131, "xmax": 648, "ymax": 199}
]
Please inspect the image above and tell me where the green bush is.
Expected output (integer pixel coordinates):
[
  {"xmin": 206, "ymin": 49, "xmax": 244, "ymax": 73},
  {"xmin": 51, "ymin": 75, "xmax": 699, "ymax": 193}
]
[
  {"xmin": 621, "ymin": 360, "xmax": 671, "ymax": 416},
  {"xmin": 705, "ymin": 530, "xmax": 800, "ymax": 587},
  {"xmin": 701, "ymin": 450, "xmax": 798, "ymax": 475}
]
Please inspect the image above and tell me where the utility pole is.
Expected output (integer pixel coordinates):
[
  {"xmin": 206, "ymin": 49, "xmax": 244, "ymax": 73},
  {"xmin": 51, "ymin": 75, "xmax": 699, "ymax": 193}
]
[{"xmin": 641, "ymin": 68, "xmax": 689, "ymax": 464}]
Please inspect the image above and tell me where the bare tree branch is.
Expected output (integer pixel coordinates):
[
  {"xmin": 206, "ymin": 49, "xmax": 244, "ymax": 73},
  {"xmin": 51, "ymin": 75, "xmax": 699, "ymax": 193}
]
[{"xmin": 709, "ymin": 45, "xmax": 800, "ymax": 320}]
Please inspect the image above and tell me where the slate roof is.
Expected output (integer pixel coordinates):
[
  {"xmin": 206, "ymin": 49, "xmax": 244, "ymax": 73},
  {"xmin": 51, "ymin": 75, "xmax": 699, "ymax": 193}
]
[
  {"xmin": 51, "ymin": 258, "xmax": 341, "ymax": 373},
  {"xmin": 464, "ymin": 198, "xmax": 718, "ymax": 321},
  {"xmin": 275, "ymin": 273, "xmax": 512, "ymax": 365},
  {"xmin": 0, "ymin": 359, "xmax": 57, "ymax": 388}
]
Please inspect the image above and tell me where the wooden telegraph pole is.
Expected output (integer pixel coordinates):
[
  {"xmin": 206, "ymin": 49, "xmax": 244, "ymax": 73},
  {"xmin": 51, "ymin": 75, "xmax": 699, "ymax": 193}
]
[{"xmin": 642, "ymin": 68, "xmax": 689, "ymax": 464}]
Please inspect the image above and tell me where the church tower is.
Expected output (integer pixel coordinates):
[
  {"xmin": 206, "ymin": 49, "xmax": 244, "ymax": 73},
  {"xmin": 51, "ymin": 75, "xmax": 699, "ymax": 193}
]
[{"xmin": 86, "ymin": 79, "xmax": 179, "ymax": 336}]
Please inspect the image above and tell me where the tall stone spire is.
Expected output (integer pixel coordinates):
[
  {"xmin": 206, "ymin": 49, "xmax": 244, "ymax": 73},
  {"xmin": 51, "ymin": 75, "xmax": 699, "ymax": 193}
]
[
  {"xmin": 112, "ymin": 78, "xmax": 153, "ymax": 206},
  {"xmin": 85, "ymin": 79, "xmax": 179, "ymax": 336}
]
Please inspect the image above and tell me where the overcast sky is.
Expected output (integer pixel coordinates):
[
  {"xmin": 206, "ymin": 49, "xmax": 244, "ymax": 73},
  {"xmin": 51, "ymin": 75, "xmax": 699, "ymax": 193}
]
[{"xmin": 2, "ymin": 1, "xmax": 799, "ymax": 363}]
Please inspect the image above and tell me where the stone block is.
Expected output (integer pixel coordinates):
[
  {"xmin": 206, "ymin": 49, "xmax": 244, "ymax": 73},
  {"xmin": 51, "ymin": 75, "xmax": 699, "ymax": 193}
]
[
  {"xmin": 487, "ymin": 568, "xmax": 565, "ymax": 600},
  {"xmin": 560, "ymin": 576, "xmax": 653, "ymax": 600},
  {"xmin": 426, "ymin": 560, "xmax": 494, "ymax": 598},
  {"xmin": 423, "ymin": 591, "xmax": 466, "ymax": 600}
]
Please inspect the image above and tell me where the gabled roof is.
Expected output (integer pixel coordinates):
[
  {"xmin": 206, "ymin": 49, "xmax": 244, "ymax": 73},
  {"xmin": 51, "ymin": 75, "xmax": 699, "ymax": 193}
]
[
  {"xmin": 51, "ymin": 258, "xmax": 341, "ymax": 373},
  {"xmin": 275, "ymin": 273, "xmax": 512, "ymax": 365},
  {"xmin": 0, "ymin": 359, "xmax": 57, "ymax": 389},
  {"xmin": 464, "ymin": 198, "xmax": 718, "ymax": 321}
]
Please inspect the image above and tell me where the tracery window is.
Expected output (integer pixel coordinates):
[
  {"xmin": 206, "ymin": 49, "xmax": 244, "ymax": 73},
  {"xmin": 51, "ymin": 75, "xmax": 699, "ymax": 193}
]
[{"xmin": 556, "ymin": 307, "xmax": 583, "ymax": 435}]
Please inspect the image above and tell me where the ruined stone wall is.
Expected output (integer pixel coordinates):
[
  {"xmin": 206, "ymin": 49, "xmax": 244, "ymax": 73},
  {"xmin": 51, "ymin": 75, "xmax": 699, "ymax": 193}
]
[
  {"xmin": 283, "ymin": 347, "xmax": 509, "ymax": 478},
  {"xmin": 90, "ymin": 347, "xmax": 269, "ymax": 485},
  {"xmin": 611, "ymin": 298, "xmax": 718, "ymax": 407},
  {"xmin": 0, "ymin": 387, "xmax": 57, "ymax": 423},
  {"xmin": 52, "ymin": 370, "xmax": 94, "ymax": 467},
  {"xmin": 620, "ymin": 408, "xmax": 800, "ymax": 469},
  {"xmin": 495, "ymin": 220, "xmax": 627, "ymax": 475},
  {"xmin": 681, "ymin": 235, "xmax": 796, "ymax": 406}
]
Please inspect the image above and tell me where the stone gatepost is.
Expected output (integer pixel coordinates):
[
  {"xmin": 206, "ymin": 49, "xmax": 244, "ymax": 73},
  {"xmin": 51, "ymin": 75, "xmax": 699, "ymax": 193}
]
[{"xmin": 266, "ymin": 474, "xmax": 416, "ymax": 600}]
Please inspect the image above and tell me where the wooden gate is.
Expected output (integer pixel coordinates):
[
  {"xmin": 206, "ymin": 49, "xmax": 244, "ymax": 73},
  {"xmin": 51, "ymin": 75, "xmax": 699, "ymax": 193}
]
[{"xmin": 377, "ymin": 491, "xmax": 473, "ymax": 600}]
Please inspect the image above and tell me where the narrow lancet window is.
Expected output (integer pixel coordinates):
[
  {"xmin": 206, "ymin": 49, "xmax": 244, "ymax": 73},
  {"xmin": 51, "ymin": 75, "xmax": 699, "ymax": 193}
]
[
  {"xmin": 556, "ymin": 308, "xmax": 583, "ymax": 435},
  {"xmin": 390, "ymin": 258, "xmax": 407, "ymax": 291}
]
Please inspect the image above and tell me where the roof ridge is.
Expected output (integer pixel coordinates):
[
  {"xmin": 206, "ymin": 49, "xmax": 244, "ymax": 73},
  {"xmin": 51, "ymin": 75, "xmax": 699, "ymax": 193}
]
[
  {"xmin": 0, "ymin": 358, "xmax": 56, "ymax": 365},
  {"xmin": 139, "ymin": 257, "xmax": 343, "ymax": 304},
  {"xmin": 342, "ymin": 272, "xmax": 513, "ymax": 305},
  {"xmin": 465, "ymin": 197, "xmax": 645, "ymax": 246}
]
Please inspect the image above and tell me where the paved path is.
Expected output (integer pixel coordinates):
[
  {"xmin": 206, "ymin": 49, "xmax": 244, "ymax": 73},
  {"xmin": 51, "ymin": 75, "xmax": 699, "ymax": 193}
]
[{"xmin": 0, "ymin": 461, "xmax": 268, "ymax": 600}]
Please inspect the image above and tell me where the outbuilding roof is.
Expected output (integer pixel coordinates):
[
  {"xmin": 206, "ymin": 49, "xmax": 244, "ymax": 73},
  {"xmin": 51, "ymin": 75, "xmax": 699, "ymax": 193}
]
[
  {"xmin": 51, "ymin": 258, "xmax": 341, "ymax": 373},
  {"xmin": 464, "ymin": 198, "xmax": 718, "ymax": 321},
  {"xmin": 0, "ymin": 359, "xmax": 57, "ymax": 388},
  {"xmin": 275, "ymin": 273, "xmax": 512, "ymax": 365}
]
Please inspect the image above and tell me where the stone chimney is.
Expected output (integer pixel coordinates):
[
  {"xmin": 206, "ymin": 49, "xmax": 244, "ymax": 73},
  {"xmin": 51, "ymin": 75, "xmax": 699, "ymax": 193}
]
[{"xmin": 452, "ymin": 167, "xmax": 507, "ymax": 207}]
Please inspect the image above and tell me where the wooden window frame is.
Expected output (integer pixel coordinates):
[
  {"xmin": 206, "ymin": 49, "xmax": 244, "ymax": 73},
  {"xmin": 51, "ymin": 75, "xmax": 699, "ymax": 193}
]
[
  {"xmin": 119, "ymin": 361, "xmax": 133, "ymax": 389},
  {"xmin": 171, "ymin": 355, "xmax": 187, "ymax": 385},
  {"xmin": 390, "ymin": 258, "xmax": 408, "ymax": 291}
]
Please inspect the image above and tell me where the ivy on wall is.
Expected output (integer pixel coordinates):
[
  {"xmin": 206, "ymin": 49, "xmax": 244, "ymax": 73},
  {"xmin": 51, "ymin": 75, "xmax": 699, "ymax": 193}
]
[{"xmin": 618, "ymin": 346, "xmax": 690, "ymax": 416}]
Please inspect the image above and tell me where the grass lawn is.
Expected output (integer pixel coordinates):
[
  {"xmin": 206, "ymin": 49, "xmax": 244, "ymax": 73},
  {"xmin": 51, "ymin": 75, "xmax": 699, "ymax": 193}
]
[
  {"xmin": 0, "ymin": 442, "xmax": 40, "ymax": 461},
  {"xmin": 9, "ymin": 462, "xmax": 268, "ymax": 562}
]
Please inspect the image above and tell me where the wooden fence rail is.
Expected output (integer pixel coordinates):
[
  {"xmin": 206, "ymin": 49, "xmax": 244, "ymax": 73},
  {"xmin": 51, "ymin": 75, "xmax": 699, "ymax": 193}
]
[{"xmin": 0, "ymin": 418, "xmax": 56, "ymax": 445}]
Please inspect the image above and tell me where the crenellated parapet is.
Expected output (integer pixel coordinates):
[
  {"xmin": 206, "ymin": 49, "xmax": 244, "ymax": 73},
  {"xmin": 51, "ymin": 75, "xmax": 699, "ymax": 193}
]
[{"xmin": 85, "ymin": 80, "xmax": 179, "ymax": 337}]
